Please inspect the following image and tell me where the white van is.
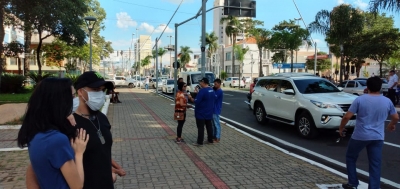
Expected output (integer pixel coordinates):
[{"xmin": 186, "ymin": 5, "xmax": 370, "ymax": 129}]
[{"xmin": 180, "ymin": 71, "xmax": 216, "ymax": 92}]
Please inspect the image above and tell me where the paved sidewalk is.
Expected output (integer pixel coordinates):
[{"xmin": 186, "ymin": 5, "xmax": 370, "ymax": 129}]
[{"xmin": 0, "ymin": 88, "xmax": 348, "ymax": 189}]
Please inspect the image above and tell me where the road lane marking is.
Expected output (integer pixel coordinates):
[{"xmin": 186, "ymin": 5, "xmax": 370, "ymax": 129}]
[
  {"xmin": 222, "ymin": 102, "xmax": 230, "ymax": 105},
  {"xmin": 220, "ymin": 116, "xmax": 399, "ymax": 188},
  {"xmin": 153, "ymin": 89, "xmax": 400, "ymax": 188},
  {"xmin": 384, "ymin": 142, "xmax": 400, "ymax": 148},
  {"xmin": 224, "ymin": 94, "xmax": 234, "ymax": 96}
]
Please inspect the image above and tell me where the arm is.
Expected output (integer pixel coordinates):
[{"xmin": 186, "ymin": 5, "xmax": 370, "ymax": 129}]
[
  {"xmin": 111, "ymin": 159, "xmax": 126, "ymax": 176},
  {"xmin": 339, "ymin": 111, "xmax": 355, "ymax": 137},
  {"xmin": 387, "ymin": 113, "xmax": 399, "ymax": 131},
  {"xmin": 26, "ymin": 164, "xmax": 40, "ymax": 189}
]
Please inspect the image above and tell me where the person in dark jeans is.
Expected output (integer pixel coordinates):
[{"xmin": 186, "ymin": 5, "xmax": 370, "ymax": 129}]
[
  {"xmin": 387, "ymin": 70, "xmax": 398, "ymax": 106},
  {"xmin": 175, "ymin": 82, "xmax": 194, "ymax": 143},
  {"xmin": 193, "ymin": 77, "xmax": 215, "ymax": 146}
]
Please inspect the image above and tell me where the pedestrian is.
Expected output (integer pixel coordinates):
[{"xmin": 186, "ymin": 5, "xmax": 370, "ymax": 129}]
[
  {"xmin": 193, "ymin": 77, "xmax": 215, "ymax": 146},
  {"xmin": 339, "ymin": 76, "xmax": 398, "ymax": 189},
  {"xmin": 18, "ymin": 78, "xmax": 89, "ymax": 189},
  {"xmin": 144, "ymin": 76, "xmax": 150, "ymax": 91},
  {"xmin": 107, "ymin": 86, "xmax": 121, "ymax": 103},
  {"xmin": 387, "ymin": 70, "xmax": 398, "ymax": 105},
  {"xmin": 175, "ymin": 82, "xmax": 194, "ymax": 143},
  {"xmin": 73, "ymin": 71, "xmax": 125, "ymax": 188},
  {"xmin": 212, "ymin": 79, "xmax": 223, "ymax": 142},
  {"xmin": 248, "ymin": 78, "xmax": 258, "ymax": 102}
]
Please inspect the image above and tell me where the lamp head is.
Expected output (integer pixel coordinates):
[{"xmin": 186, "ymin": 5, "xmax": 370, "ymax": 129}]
[{"xmin": 84, "ymin": 16, "xmax": 97, "ymax": 31}]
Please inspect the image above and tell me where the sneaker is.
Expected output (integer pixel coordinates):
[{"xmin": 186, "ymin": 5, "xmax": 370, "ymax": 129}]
[
  {"xmin": 204, "ymin": 141, "xmax": 214, "ymax": 145},
  {"xmin": 192, "ymin": 143, "xmax": 203, "ymax": 147},
  {"xmin": 175, "ymin": 138, "xmax": 182, "ymax": 143},
  {"xmin": 342, "ymin": 183, "xmax": 357, "ymax": 189}
]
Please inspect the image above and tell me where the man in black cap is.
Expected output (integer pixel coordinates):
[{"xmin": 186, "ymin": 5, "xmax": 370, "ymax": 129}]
[
  {"xmin": 193, "ymin": 77, "xmax": 215, "ymax": 146},
  {"xmin": 73, "ymin": 71, "xmax": 125, "ymax": 188}
]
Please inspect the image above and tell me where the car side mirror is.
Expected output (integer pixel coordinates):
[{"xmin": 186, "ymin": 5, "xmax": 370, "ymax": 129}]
[
  {"xmin": 282, "ymin": 89, "xmax": 295, "ymax": 95},
  {"xmin": 337, "ymin": 87, "xmax": 344, "ymax": 91}
]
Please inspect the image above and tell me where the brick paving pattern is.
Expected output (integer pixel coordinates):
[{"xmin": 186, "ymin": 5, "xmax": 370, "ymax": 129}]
[{"xmin": 0, "ymin": 88, "xmax": 346, "ymax": 189}]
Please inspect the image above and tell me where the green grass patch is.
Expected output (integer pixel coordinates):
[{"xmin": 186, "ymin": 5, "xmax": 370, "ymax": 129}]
[{"xmin": 0, "ymin": 86, "xmax": 33, "ymax": 104}]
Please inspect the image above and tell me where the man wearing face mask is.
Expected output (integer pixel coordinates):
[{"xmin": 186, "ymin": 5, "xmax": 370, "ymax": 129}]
[{"xmin": 73, "ymin": 71, "xmax": 125, "ymax": 188}]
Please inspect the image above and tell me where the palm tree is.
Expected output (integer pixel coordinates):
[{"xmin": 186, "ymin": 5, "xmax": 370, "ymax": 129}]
[
  {"xmin": 157, "ymin": 47, "xmax": 167, "ymax": 75},
  {"xmin": 179, "ymin": 46, "xmax": 193, "ymax": 72},
  {"xmin": 234, "ymin": 44, "xmax": 249, "ymax": 88},
  {"xmin": 204, "ymin": 31, "xmax": 218, "ymax": 71},
  {"xmin": 248, "ymin": 28, "xmax": 272, "ymax": 77},
  {"xmin": 141, "ymin": 55, "xmax": 152, "ymax": 75},
  {"xmin": 370, "ymin": 0, "xmax": 400, "ymax": 12},
  {"xmin": 220, "ymin": 16, "xmax": 243, "ymax": 77}
]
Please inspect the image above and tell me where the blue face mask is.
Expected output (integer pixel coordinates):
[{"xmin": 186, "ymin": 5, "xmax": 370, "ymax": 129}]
[{"xmin": 82, "ymin": 89, "xmax": 105, "ymax": 111}]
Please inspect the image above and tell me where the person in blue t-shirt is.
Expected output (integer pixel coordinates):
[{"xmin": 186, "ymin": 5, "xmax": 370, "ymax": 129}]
[
  {"xmin": 193, "ymin": 77, "xmax": 215, "ymax": 146},
  {"xmin": 339, "ymin": 76, "xmax": 398, "ymax": 189},
  {"xmin": 17, "ymin": 78, "xmax": 89, "ymax": 189},
  {"xmin": 212, "ymin": 79, "xmax": 223, "ymax": 142}
]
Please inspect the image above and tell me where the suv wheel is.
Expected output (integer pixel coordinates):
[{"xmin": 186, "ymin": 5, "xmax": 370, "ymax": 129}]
[
  {"xmin": 128, "ymin": 83, "xmax": 134, "ymax": 88},
  {"xmin": 255, "ymin": 103, "xmax": 268, "ymax": 124},
  {"xmin": 296, "ymin": 112, "xmax": 318, "ymax": 138}
]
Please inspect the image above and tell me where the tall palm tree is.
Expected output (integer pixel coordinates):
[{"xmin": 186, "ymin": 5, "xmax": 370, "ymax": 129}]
[
  {"xmin": 179, "ymin": 46, "xmax": 193, "ymax": 72},
  {"xmin": 249, "ymin": 28, "xmax": 272, "ymax": 77},
  {"xmin": 220, "ymin": 15, "xmax": 243, "ymax": 77},
  {"xmin": 370, "ymin": 0, "xmax": 400, "ymax": 12},
  {"xmin": 141, "ymin": 55, "xmax": 152, "ymax": 75},
  {"xmin": 157, "ymin": 47, "xmax": 167, "ymax": 75},
  {"xmin": 204, "ymin": 31, "xmax": 218, "ymax": 71},
  {"xmin": 234, "ymin": 44, "xmax": 249, "ymax": 88}
]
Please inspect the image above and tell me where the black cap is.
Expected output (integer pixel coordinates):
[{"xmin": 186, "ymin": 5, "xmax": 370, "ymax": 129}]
[
  {"xmin": 198, "ymin": 77, "xmax": 209, "ymax": 84},
  {"xmin": 74, "ymin": 71, "xmax": 113, "ymax": 90}
]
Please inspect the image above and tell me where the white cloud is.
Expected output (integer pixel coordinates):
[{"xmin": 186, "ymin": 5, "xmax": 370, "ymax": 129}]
[
  {"xmin": 337, "ymin": 0, "xmax": 345, "ymax": 4},
  {"xmin": 138, "ymin": 23, "xmax": 173, "ymax": 34},
  {"xmin": 353, "ymin": 0, "xmax": 368, "ymax": 10},
  {"xmin": 116, "ymin": 12, "xmax": 137, "ymax": 29}
]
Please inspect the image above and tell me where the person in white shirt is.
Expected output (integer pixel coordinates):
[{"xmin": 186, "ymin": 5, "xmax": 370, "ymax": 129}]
[
  {"xmin": 144, "ymin": 76, "xmax": 150, "ymax": 91},
  {"xmin": 387, "ymin": 70, "xmax": 398, "ymax": 105}
]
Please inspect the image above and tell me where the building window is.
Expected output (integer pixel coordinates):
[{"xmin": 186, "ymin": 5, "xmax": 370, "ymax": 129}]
[
  {"xmin": 9, "ymin": 57, "xmax": 17, "ymax": 65},
  {"xmin": 225, "ymin": 52, "xmax": 232, "ymax": 61},
  {"xmin": 234, "ymin": 65, "xmax": 240, "ymax": 74},
  {"xmin": 225, "ymin": 65, "xmax": 231, "ymax": 73}
]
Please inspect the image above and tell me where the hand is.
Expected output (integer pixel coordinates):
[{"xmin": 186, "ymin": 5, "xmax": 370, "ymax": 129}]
[
  {"xmin": 339, "ymin": 127, "xmax": 347, "ymax": 137},
  {"xmin": 71, "ymin": 129, "xmax": 89, "ymax": 155},
  {"xmin": 115, "ymin": 168, "xmax": 126, "ymax": 177},
  {"xmin": 67, "ymin": 114, "xmax": 76, "ymax": 126},
  {"xmin": 386, "ymin": 123, "xmax": 396, "ymax": 132}
]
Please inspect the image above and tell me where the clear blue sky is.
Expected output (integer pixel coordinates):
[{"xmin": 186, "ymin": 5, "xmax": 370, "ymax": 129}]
[{"xmin": 99, "ymin": 0, "xmax": 400, "ymax": 58}]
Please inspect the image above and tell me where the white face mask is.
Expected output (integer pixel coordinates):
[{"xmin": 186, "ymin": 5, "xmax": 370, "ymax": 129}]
[
  {"xmin": 72, "ymin": 97, "xmax": 79, "ymax": 112},
  {"xmin": 82, "ymin": 89, "xmax": 105, "ymax": 111}
]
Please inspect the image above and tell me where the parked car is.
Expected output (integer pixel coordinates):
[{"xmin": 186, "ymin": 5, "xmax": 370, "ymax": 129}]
[
  {"xmin": 223, "ymin": 77, "xmax": 245, "ymax": 88},
  {"xmin": 353, "ymin": 77, "xmax": 388, "ymax": 95},
  {"xmin": 151, "ymin": 78, "xmax": 163, "ymax": 89},
  {"xmin": 105, "ymin": 76, "xmax": 135, "ymax": 88},
  {"xmin": 134, "ymin": 77, "xmax": 146, "ymax": 88},
  {"xmin": 337, "ymin": 80, "xmax": 367, "ymax": 96},
  {"xmin": 162, "ymin": 79, "xmax": 175, "ymax": 94},
  {"xmin": 180, "ymin": 71, "xmax": 215, "ymax": 92},
  {"xmin": 250, "ymin": 73, "xmax": 357, "ymax": 139}
]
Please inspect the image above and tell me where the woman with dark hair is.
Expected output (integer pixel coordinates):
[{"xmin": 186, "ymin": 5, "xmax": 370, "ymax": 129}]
[
  {"xmin": 175, "ymin": 82, "xmax": 194, "ymax": 143},
  {"xmin": 18, "ymin": 78, "xmax": 89, "ymax": 189}
]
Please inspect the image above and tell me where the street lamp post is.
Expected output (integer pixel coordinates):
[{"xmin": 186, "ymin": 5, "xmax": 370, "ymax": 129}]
[
  {"xmin": 84, "ymin": 16, "xmax": 97, "ymax": 71},
  {"xmin": 167, "ymin": 35, "xmax": 173, "ymax": 78}
]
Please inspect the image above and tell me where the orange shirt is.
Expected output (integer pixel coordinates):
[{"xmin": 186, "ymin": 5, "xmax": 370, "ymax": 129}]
[
  {"xmin": 250, "ymin": 83, "xmax": 255, "ymax": 94},
  {"xmin": 175, "ymin": 91, "xmax": 187, "ymax": 111}
]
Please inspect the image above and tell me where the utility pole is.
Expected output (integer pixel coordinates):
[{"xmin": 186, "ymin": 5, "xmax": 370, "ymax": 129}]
[
  {"xmin": 167, "ymin": 35, "xmax": 173, "ymax": 78},
  {"xmin": 200, "ymin": 0, "xmax": 207, "ymax": 77}
]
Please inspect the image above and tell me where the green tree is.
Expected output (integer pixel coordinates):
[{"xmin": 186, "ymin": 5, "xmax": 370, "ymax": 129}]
[
  {"xmin": 305, "ymin": 52, "xmax": 331, "ymax": 73},
  {"xmin": 370, "ymin": 0, "xmax": 400, "ymax": 12},
  {"xmin": 308, "ymin": 4, "xmax": 364, "ymax": 81},
  {"xmin": 270, "ymin": 19, "xmax": 311, "ymax": 72},
  {"xmin": 220, "ymin": 16, "xmax": 242, "ymax": 77},
  {"xmin": 204, "ymin": 31, "xmax": 218, "ymax": 70},
  {"xmin": 3, "ymin": 41, "xmax": 24, "ymax": 75},
  {"xmin": 234, "ymin": 44, "xmax": 249, "ymax": 87},
  {"xmin": 157, "ymin": 47, "xmax": 167, "ymax": 74},
  {"xmin": 248, "ymin": 28, "xmax": 271, "ymax": 77},
  {"xmin": 179, "ymin": 46, "xmax": 193, "ymax": 72}
]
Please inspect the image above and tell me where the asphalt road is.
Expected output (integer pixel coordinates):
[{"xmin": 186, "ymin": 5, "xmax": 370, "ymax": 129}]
[{"xmin": 160, "ymin": 87, "xmax": 400, "ymax": 188}]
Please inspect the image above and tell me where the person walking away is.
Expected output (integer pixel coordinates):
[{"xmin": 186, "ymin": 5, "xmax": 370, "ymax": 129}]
[
  {"xmin": 387, "ymin": 70, "xmax": 398, "ymax": 105},
  {"xmin": 19, "ymin": 78, "xmax": 89, "ymax": 189},
  {"xmin": 175, "ymin": 82, "xmax": 194, "ymax": 143},
  {"xmin": 193, "ymin": 77, "xmax": 215, "ymax": 146},
  {"xmin": 212, "ymin": 79, "xmax": 223, "ymax": 142},
  {"xmin": 144, "ymin": 76, "xmax": 150, "ymax": 91},
  {"xmin": 74, "ymin": 71, "xmax": 125, "ymax": 188},
  {"xmin": 339, "ymin": 76, "xmax": 398, "ymax": 189}
]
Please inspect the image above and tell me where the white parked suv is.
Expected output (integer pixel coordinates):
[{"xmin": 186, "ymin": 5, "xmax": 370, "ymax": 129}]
[{"xmin": 250, "ymin": 73, "xmax": 358, "ymax": 138}]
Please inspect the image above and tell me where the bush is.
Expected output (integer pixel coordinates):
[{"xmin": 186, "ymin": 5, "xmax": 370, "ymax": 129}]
[
  {"xmin": 0, "ymin": 73, "xmax": 25, "ymax": 93},
  {"xmin": 65, "ymin": 73, "xmax": 79, "ymax": 85},
  {"xmin": 27, "ymin": 72, "xmax": 54, "ymax": 86},
  {"xmin": 220, "ymin": 71, "xmax": 228, "ymax": 80}
]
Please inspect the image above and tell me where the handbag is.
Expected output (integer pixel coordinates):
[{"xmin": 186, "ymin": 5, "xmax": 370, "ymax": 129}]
[{"xmin": 174, "ymin": 110, "xmax": 184, "ymax": 120}]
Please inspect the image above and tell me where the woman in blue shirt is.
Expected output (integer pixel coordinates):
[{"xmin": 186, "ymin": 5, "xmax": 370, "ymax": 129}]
[{"xmin": 17, "ymin": 78, "xmax": 89, "ymax": 189}]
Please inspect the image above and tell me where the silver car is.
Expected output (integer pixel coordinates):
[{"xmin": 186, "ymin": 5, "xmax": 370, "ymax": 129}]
[{"xmin": 337, "ymin": 80, "xmax": 367, "ymax": 96}]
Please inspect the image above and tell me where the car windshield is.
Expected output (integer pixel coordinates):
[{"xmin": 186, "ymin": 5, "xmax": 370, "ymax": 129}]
[
  {"xmin": 191, "ymin": 73, "xmax": 215, "ymax": 85},
  {"xmin": 294, "ymin": 79, "xmax": 341, "ymax": 94},
  {"xmin": 167, "ymin": 80, "xmax": 174, "ymax": 85},
  {"xmin": 232, "ymin": 78, "xmax": 239, "ymax": 80},
  {"xmin": 358, "ymin": 80, "xmax": 367, "ymax": 86}
]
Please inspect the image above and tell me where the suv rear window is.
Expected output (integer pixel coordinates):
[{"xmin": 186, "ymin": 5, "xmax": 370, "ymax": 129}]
[{"xmin": 294, "ymin": 79, "xmax": 340, "ymax": 94}]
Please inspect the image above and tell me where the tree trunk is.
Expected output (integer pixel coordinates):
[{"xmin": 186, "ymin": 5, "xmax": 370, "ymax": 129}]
[
  {"xmin": 17, "ymin": 57, "xmax": 22, "ymax": 74},
  {"xmin": 259, "ymin": 48, "xmax": 263, "ymax": 77},
  {"xmin": 24, "ymin": 33, "xmax": 32, "ymax": 76},
  {"xmin": 232, "ymin": 35, "xmax": 236, "ymax": 77},
  {"xmin": 379, "ymin": 61, "xmax": 383, "ymax": 78},
  {"xmin": 36, "ymin": 28, "xmax": 43, "ymax": 76},
  {"xmin": 290, "ymin": 50, "xmax": 294, "ymax": 72},
  {"xmin": 356, "ymin": 65, "xmax": 362, "ymax": 78},
  {"xmin": 0, "ymin": 4, "xmax": 5, "ymax": 92}
]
